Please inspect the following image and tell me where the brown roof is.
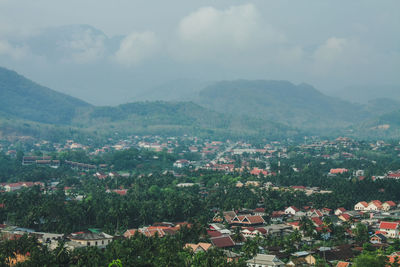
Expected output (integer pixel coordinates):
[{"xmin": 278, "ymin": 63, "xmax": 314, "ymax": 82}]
[{"xmin": 210, "ymin": 235, "xmax": 235, "ymax": 248}]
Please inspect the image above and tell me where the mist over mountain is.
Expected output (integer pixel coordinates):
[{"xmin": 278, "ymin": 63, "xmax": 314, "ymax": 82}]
[
  {"xmin": 132, "ymin": 79, "xmax": 209, "ymax": 102},
  {"xmin": 334, "ymin": 85, "xmax": 400, "ymax": 104},
  {"xmin": 195, "ymin": 80, "xmax": 373, "ymax": 129},
  {"xmin": 2, "ymin": 66, "xmax": 400, "ymax": 140}
]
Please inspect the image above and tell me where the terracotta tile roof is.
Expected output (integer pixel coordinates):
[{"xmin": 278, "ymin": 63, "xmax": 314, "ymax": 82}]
[
  {"xmin": 312, "ymin": 217, "xmax": 323, "ymax": 226},
  {"xmin": 247, "ymin": 215, "xmax": 265, "ymax": 224},
  {"xmin": 254, "ymin": 207, "xmax": 265, "ymax": 213},
  {"xmin": 184, "ymin": 242, "xmax": 212, "ymax": 252},
  {"xmin": 380, "ymin": 221, "xmax": 399, "ymax": 230},
  {"xmin": 339, "ymin": 214, "xmax": 351, "ymax": 221},
  {"xmin": 207, "ymin": 230, "xmax": 223, "ymax": 238},
  {"xmin": 336, "ymin": 261, "xmax": 350, "ymax": 267},
  {"xmin": 358, "ymin": 201, "xmax": 368, "ymax": 207},
  {"xmin": 385, "ymin": 201, "xmax": 396, "ymax": 207}
]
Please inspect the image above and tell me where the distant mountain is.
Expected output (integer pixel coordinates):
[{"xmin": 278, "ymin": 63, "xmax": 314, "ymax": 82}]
[
  {"xmin": 0, "ymin": 66, "xmax": 91, "ymax": 124},
  {"xmin": 335, "ymin": 84, "xmax": 400, "ymax": 103},
  {"xmin": 195, "ymin": 80, "xmax": 372, "ymax": 129},
  {"xmin": 74, "ymin": 101, "xmax": 300, "ymax": 139},
  {"xmin": 133, "ymin": 79, "xmax": 210, "ymax": 102}
]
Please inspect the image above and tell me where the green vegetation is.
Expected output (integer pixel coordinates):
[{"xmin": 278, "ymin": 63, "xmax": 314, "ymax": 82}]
[{"xmin": 0, "ymin": 67, "xmax": 91, "ymax": 124}]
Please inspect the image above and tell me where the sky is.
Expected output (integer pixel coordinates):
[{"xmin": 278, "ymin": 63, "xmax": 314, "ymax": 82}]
[{"xmin": 0, "ymin": 0, "xmax": 399, "ymax": 105}]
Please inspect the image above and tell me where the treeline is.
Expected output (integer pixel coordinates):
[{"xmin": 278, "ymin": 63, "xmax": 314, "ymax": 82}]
[{"xmin": 0, "ymin": 230, "xmax": 246, "ymax": 267}]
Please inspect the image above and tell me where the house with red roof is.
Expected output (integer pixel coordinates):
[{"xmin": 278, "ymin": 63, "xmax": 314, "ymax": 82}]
[
  {"xmin": 383, "ymin": 201, "xmax": 397, "ymax": 211},
  {"xmin": 366, "ymin": 200, "xmax": 383, "ymax": 211},
  {"xmin": 285, "ymin": 206, "xmax": 300, "ymax": 215},
  {"xmin": 250, "ymin": 168, "xmax": 268, "ymax": 176},
  {"xmin": 379, "ymin": 221, "xmax": 400, "ymax": 238},
  {"xmin": 308, "ymin": 209, "xmax": 324, "ymax": 218},
  {"xmin": 354, "ymin": 201, "xmax": 368, "ymax": 211},
  {"xmin": 338, "ymin": 213, "xmax": 352, "ymax": 222},
  {"xmin": 253, "ymin": 208, "xmax": 266, "ymax": 216},
  {"xmin": 335, "ymin": 208, "xmax": 346, "ymax": 216},
  {"xmin": 210, "ymin": 235, "xmax": 235, "ymax": 249},
  {"xmin": 387, "ymin": 172, "xmax": 400, "ymax": 179},
  {"xmin": 311, "ymin": 217, "xmax": 324, "ymax": 227},
  {"xmin": 230, "ymin": 215, "xmax": 265, "ymax": 226}
]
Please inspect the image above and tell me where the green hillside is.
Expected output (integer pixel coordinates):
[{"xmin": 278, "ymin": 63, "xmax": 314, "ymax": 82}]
[
  {"xmin": 0, "ymin": 67, "xmax": 91, "ymax": 124},
  {"xmin": 196, "ymin": 80, "xmax": 372, "ymax": 129},
  {"xmin": 74, "ymin": 101, "xmax": 301, "ymax": 140}
]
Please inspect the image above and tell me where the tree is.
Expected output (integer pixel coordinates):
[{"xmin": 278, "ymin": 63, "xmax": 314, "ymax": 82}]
[
  {"xmin": 353, "ymin": 253, "xmax": 387, "ymax": 267},
  {"xmin": 354, "ymin": 223, "xmax": 369, "ymax": 245}
]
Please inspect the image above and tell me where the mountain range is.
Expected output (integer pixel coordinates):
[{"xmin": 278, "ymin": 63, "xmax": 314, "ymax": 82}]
[{"xmin": 1, "ymin": 66, "xmax": 400, "ymax": 141}]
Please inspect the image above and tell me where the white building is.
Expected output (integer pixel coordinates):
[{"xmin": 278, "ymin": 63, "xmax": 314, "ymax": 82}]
[{"xmin": 246, "ymin": 254, "xmax": 285, "ymax": 267}]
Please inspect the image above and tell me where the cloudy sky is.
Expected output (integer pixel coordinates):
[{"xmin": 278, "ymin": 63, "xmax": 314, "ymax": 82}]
[{"xmin": 0, "ymin": 0, "xmax": 399, "ymax": 105}]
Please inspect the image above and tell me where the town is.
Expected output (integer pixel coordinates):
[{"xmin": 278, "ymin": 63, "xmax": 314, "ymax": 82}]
[{"xmin": 1, "ymin": 134, "xmax": 400, "ymax": 266}]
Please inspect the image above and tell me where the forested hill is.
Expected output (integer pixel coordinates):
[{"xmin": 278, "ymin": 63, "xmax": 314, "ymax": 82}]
[
  {"xmin": 0, "ymin": 67, "xmax": 91, "ymax": 124},
  {"xmin": 196, "ymin": 80, "xmax": 372, "ymax": 129},
  {"xmin": 75, "ymin": 101, "xmax": 300, "ymax": 139}
]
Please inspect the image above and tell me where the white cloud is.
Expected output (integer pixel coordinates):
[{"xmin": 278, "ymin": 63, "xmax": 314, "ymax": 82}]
[
  {"xmin": 59, "ymin": 28, "xmax": 106, "ymax": 64},
  {"xmin": 313, "ymin": 37, "xmax": 349, "ymax": 63},
  {"xmin": 0, "ymin": 40, "xmax": 28, "ymax": 60},
  {"xmin": 310, "ymin": 37, "xmax": 367, "ymax": 76},
  {"xmin": 114, "ymin": 31, "xmax": 158, "ymax": 66},
  {"xmin": 173, "ymin": 4, "xmax": 285, "ymax": 62}
]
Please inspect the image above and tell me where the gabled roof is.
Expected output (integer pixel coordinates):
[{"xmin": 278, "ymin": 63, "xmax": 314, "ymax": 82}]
[
  {"xmin": 210, "ymin": 235, "xmax": 235, "ymax": 248},
  {"xmin": 380, "ymin": 221, "xmax": 399, "ymax": 230},
  {"xmin": 385, "ymin": 201, "xmax": 396, "ymax": 207},
  {"xmin": 339, "ymin": 214, "xmax": 351, "ymax": 221},
  {"xmin": 356, "ymin": 201, "xmax": 368, "ymax": 207},
  {"xmin": 246, "ymin": 254, "xmax": 284, "ymax": 266},
  {"xmin": 369, "ymin": 200, "xmax": 382, "ymax": 208},
  {"xmin": 312, "ymin": 217, "xmax": 323, "ymax": 226},
  {"xmin": 184, "ymin": 242, "xmax": 212, "ymax": 252}
]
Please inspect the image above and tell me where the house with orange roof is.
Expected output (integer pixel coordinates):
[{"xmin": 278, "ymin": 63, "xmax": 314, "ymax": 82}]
[
  {"xmin": 123, "ymin": 229, "xmax": 137, "ymax": 238},
  {"xmin": 354, "ymin": 201, "xmax": 368, "ymax": 211},
  {"xmin": 184, "ymin": 242, "xmax": 212, "ymax": 253},
  {"xmin": 330, "ymin": 168, "xmax": 348, "ymax": 175},
  {"xmin": 336, "ymin": 261, "xmax": 350, "ymax": 267}
]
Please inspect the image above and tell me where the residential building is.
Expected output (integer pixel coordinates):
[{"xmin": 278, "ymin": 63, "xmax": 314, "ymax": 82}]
[{"xmin": 246, "ymin": 254, "xmax": 285, "ymax": 267}]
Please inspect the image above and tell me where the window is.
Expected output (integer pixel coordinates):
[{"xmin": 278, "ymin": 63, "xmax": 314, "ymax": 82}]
[
  {"xmin": 95, "ymin": 241, "xmax": 98, "ymax": 246},
  {"xmin": 87, "ymin": 242, "xmax": 90, "ymax": 246}
]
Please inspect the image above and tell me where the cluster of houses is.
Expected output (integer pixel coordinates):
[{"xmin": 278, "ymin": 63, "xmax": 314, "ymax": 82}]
[
  {"xmin": 354, "ymin": 200, "xmax": 396, "ymax": 211},
  {"xmin": 0, "ymin": 181, "xmax": 44, "ymax": 192},
  {"xmin": 22, "ymin": 156, "xmax": 60, "ymax": 168}
]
